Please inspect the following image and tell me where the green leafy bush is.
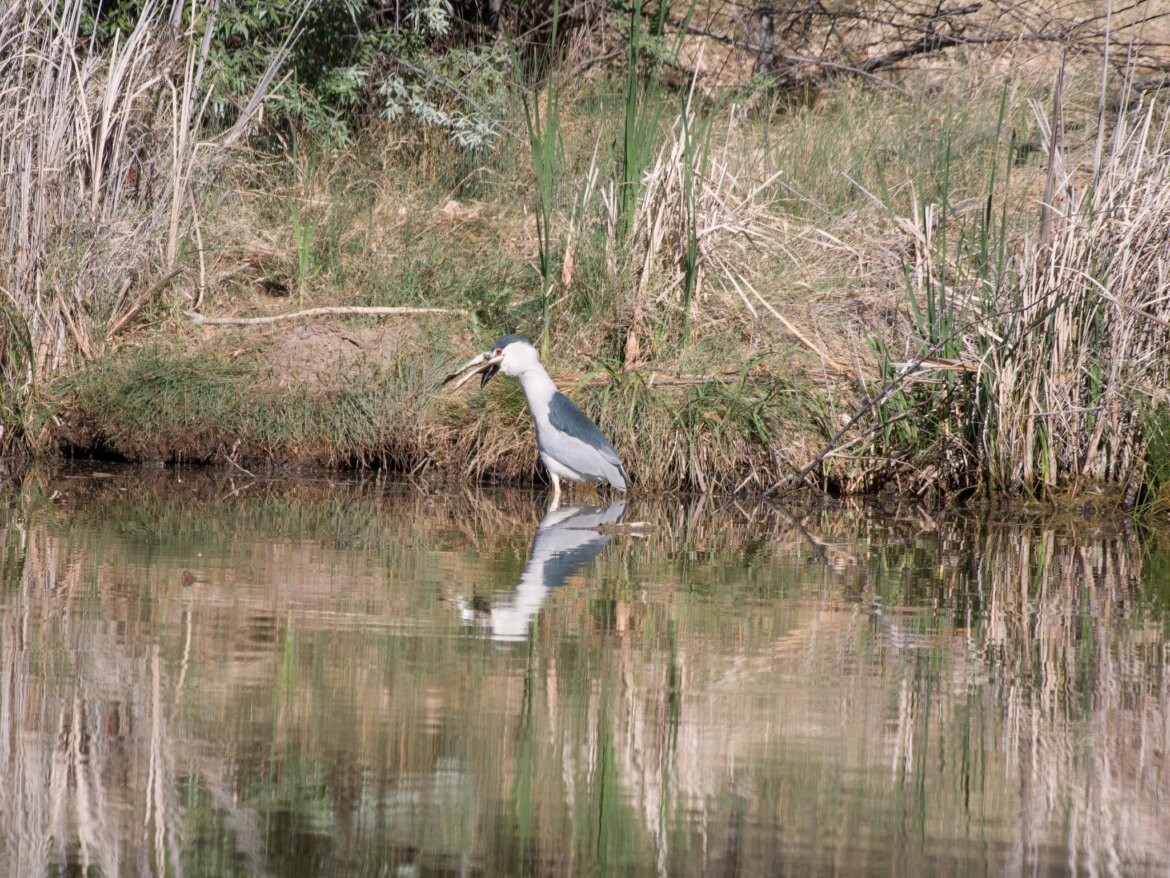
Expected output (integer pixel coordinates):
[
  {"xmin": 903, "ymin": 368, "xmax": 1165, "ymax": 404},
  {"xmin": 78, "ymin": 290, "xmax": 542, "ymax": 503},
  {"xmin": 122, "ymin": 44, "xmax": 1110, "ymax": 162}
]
[{"xmin": 82, "ymin": 0, "xmax": 512, "ymax": 145}]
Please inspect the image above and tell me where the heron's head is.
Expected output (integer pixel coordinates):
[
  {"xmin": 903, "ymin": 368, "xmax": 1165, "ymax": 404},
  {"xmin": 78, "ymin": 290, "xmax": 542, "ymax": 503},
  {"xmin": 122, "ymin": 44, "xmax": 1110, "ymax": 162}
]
[
  {"xmin": 441, "ymin": 335, "xmax": 543, "ymax": 392},
  {"xmin": 480, "ymin": 335, "xmax": 540, "ymax": 386}
]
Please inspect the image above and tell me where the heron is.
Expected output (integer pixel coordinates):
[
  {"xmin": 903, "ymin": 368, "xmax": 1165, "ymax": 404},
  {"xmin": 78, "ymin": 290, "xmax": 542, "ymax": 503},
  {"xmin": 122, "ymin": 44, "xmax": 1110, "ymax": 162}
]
[{"xmin": 443, "ymin": 335, "xmax": 628, "ymax": 506}]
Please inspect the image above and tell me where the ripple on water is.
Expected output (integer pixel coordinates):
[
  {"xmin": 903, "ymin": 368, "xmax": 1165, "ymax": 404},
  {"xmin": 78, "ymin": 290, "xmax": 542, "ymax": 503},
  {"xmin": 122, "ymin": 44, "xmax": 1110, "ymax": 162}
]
[{"xmin": 3, "ymin": 470, "xmax": 1168, "ymax": 876}]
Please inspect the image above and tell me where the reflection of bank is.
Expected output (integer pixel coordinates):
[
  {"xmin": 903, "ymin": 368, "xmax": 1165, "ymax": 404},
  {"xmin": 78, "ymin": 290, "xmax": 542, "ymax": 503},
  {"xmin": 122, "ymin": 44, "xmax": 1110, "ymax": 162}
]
[{"xmin": 458, "ymin": 502, "xmax": 626, "ymax": 642}]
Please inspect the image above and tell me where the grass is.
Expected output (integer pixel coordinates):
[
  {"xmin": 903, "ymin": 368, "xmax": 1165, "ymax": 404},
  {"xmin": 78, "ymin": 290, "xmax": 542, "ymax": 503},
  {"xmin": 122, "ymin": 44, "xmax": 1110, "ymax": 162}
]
[
  {"xmin": 845, "ymin": 70, "xmax": 1170, "ymax": 504},
  {"xmin": 6, "ymin": 1, "xmax": 1170, "ymax": 506},
  {"xmin": 59, "ymin": 340, "xmax": 451, "ymax": 469},
  {"xmin": 55, "ymin": 331, "xmax": 816, "ymax": 493}
]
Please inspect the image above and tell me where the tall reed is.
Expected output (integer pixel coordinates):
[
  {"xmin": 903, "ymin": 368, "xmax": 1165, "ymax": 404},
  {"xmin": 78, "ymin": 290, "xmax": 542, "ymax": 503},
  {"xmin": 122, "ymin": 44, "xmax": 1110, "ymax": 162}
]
[
  {"xmin": 621, "ymin": 97, "xmax": 783, "ymax": 361},
  {"xmin": 868, "ymin": 94, "xmax": 1017, "ymax": 492},
  {"xmin": 617, "ymin": 0, "xmax": 673, "ymax": 243},
  {"xmin": 988, "ymin": 94, "xmax": 1170, "ymax": 501},
  {"xmin": 521, "ymin": 65, "xmax": 561, "ymax": 351},
  {"xmin": 0, "ymin": 0, "xmax": 289, "ymax": 454},
  {"xmin": 862, "ymin": 70, "xmax": 1170, "ymax": 504}
]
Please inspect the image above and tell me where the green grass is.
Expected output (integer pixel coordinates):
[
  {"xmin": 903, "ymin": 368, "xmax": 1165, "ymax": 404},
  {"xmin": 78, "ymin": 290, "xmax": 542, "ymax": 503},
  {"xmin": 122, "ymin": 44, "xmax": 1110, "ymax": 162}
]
[
  {"xmin": 54, "ymin": 332, "xmax": 818, "ymax": 493},
  {"xmin": 762, "ymin": 76, "xmax": 1039, "ymax": 222},
  {"xmin": 582, "ymin": 363, "xmax": 816, "ymax": 493},
  {"xmin": 59, "ymin": 341, "xmax": 450, "ymax": 469}
]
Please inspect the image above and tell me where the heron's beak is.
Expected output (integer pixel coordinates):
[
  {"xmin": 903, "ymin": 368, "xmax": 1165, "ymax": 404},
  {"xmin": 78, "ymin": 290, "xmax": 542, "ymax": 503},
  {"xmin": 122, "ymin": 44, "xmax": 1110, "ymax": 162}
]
[
  {"xmin": 441, "ymin": 350, "xmax": 505, "ymax": 391},
  {"xmin": 479, "ymin": 362, "xmax": 500, "ymax": 388}
]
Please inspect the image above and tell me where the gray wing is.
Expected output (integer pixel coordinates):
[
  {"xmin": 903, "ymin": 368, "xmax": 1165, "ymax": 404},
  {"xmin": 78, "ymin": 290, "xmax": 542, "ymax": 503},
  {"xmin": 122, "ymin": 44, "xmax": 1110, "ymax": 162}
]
[{"xmin": 544, "ymin": 392, "xmax": 628, "ymax": 489}]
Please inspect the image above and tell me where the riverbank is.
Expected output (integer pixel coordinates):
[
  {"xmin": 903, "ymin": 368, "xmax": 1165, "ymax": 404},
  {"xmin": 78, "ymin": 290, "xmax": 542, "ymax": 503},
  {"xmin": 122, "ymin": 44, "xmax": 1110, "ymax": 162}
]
[
  {"xmin": 5, "ymin": 2, "xmax": 1170, "ymax": 505},
  {"xmin": 51, "ymin": 312, "xmax": 826, "ymax": 494}
]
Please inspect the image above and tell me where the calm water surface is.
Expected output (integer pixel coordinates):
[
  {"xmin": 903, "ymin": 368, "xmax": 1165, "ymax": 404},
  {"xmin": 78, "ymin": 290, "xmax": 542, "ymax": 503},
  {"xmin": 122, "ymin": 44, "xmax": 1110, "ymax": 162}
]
[{"xmin": 1, "ymin": 466, "xmax": 1169, "ymax": 876}]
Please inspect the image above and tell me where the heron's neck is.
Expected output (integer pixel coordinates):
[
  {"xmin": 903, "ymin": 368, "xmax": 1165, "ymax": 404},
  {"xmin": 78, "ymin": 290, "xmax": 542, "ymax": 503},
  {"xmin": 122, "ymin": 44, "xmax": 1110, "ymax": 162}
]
[{"xmin": 515, "ymin": 363, "xmax": 557, "ymax": 409}]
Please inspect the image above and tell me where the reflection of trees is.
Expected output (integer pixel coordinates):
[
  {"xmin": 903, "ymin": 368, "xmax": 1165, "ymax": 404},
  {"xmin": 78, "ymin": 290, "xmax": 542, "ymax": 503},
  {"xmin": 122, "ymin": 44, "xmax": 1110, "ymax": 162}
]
[{"xmin": 0, "ymin": 473, "xmax": 1167, "ymax": 874}]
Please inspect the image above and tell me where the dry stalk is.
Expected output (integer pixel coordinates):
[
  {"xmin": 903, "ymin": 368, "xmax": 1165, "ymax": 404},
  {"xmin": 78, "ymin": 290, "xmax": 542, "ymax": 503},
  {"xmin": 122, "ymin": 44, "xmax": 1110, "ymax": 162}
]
[
  {"xmin": 624, "ymin": 96, "xmax": 815, "ymax": 357},
  {"xmin": 990, "ymin": 97, "xmax": 1170, "ymax": 498}
]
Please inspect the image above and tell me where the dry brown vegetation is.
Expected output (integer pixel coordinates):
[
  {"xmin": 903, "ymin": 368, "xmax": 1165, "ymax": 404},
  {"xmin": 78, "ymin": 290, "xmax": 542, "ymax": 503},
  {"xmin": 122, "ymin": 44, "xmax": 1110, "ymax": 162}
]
[
  {"xmin": 990, "ymin": 99, "xmax": 1170, "ymax": 500},
  {"xmin": 0, "ymin": 0, "xmax": 280, "ymax": 453},
  {"xmin": 3, "ymin": 0, "xmax": 1170, "ymax": 503}
]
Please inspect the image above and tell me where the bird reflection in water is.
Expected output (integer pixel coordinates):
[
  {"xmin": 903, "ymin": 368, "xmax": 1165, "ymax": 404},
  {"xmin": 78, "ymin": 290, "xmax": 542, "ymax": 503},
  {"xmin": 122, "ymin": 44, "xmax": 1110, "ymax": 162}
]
[{"xmin": 458, "ymin": 501, "xmax": 626, "ymax": 641}]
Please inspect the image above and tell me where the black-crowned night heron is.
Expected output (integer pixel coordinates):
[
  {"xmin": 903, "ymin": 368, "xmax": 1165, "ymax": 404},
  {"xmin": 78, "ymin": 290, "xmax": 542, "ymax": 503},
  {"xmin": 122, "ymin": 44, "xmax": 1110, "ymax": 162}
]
[{"xmin": 443, "ymin": 335, "xmax": 628, "ymax": 505}]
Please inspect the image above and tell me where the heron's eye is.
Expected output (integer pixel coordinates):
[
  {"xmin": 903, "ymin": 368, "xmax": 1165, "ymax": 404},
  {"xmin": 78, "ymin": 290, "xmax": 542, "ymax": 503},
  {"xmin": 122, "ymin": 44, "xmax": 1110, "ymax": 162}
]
[{"xmin": 494, "ymin": 348, "xmax": 502, "ymax": 356}]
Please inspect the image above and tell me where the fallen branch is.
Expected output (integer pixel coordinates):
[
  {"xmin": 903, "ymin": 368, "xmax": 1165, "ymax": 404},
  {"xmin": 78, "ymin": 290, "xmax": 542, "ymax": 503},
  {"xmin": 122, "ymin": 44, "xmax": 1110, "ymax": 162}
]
[
  {"xmin": 185, "ymin": 305, "xmax": 466, "ymax": 326},
  {"xmin": 550, "ymin": 371, "xmax": 750, "ymax": 387}
]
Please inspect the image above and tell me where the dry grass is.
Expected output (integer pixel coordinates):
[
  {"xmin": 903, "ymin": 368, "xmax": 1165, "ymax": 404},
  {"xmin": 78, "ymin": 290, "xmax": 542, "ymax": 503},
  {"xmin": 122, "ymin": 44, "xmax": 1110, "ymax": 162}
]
[
  {"xmin": 3, "ymin": 1, "xmax": 200, "ymax": 369},
  {"xmin": 748, "ymin": 53, "xmax": 1170, "ymax": 503},
  {"xmin": 989, "ymin": 93, "xmax": 1170, "ymax": 500},
  {"xmin": 621, "ymin": 97, "xmax": 797, "ymax": 362},
  {"xmin": 0, "ymin": 0, "xmax": 281, "ymax": 453}
]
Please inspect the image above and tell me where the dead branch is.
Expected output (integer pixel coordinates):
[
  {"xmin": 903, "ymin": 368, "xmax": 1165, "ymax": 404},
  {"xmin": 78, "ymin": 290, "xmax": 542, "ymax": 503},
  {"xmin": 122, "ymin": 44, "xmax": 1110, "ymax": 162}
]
[
  {"xmin": 658, "ymin": 1, "xmax": 1140, "ymax": 93},
  {"xmin": 184, "ymin": 306, "xmax": 466, "ymax": 326},
  {"xmin": 859, "ymin": 7, "xmax": 982, "ymax": 74}
]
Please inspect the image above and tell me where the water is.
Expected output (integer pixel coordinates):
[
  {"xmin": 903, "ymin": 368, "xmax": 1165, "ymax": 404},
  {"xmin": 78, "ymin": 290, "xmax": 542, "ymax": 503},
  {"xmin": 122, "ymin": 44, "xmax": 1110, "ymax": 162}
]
[{"xmin": 1, "ymin": 466, "xmax": 1168, "ymax": 876}]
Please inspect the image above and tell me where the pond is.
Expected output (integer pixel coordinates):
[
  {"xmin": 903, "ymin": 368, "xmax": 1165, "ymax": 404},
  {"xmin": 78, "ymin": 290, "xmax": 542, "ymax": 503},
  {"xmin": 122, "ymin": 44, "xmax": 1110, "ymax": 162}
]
[{"xmin": 1, "ymin": 466, "xmax": 1168, "ymax": 876}]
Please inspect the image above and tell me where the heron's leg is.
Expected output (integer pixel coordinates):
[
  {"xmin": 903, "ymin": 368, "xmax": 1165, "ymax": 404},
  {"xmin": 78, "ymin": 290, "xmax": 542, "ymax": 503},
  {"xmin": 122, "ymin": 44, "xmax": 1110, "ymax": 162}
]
[{"xmin": 549, "ymin": 472, "xmax": 562, "ymax": 509}]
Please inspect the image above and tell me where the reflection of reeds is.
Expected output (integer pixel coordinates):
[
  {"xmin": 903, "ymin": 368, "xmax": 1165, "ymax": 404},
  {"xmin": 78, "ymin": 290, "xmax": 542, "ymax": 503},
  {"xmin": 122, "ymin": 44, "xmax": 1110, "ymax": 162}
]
[
  {"xmin": 1, "ymin": 471, "xmax": 1168, "ymax": 872},
  {"xmin": 3, "ymin": 528, "xmax": 139, "ymax": 876},
  {"xmin": 981, "ymin": 523, "xmax": 1169, "ymax": 872},
  {"xmin": 572, "ymin": 513, "xmax": 1170, "ymax": 872}
]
